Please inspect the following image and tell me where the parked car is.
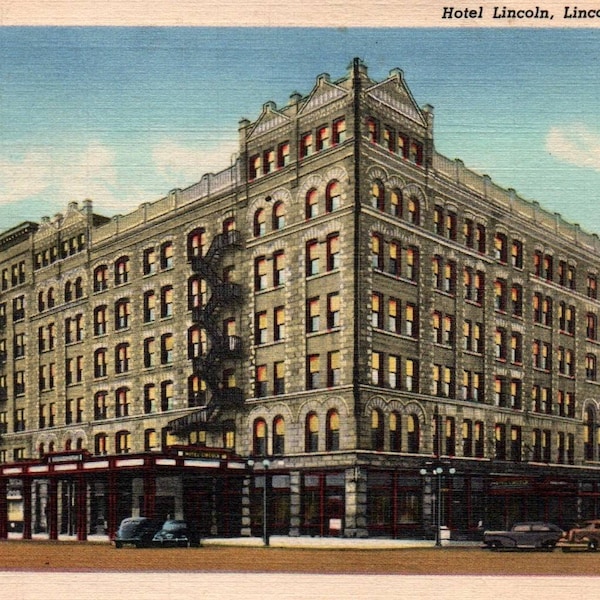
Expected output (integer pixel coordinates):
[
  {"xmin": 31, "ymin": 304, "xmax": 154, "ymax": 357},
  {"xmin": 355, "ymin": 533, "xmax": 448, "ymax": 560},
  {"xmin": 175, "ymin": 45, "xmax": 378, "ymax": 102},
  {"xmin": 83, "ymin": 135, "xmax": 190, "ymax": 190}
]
[
  {"xmin": 482, "ymin": 521, "xmax": 564, "ymax": 550},
  {"xmin": 152, "ymin": 519, "xmax": 201, "ymax": 548},
  {"xmin": 113, "ymin": 517, "xmax": 162, "ymax": 548},
  {"xmin": 556, "ymin": 519, "xmax": 600, "ymax": 552}
]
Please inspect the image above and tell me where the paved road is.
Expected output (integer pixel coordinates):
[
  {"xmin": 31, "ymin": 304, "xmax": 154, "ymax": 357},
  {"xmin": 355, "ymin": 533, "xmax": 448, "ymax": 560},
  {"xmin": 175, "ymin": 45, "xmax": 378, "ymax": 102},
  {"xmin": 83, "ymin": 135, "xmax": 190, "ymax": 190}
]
[{"xmin": 1, "ymin": 538, "xmax": 598, "ymax": 600}]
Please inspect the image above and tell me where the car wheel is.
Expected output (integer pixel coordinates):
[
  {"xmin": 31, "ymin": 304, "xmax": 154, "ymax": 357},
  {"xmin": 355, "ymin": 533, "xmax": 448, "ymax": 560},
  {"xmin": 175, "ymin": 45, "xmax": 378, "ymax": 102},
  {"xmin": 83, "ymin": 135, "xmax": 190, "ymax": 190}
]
[
  {"xmin": 490, "ymin": 541, "xmax": 501, "ymax": 551},
  {"xmin": 588, "ymin": 540, "xmax": 598, "ymax": 551},
  {"xmin": 115, "ymin": 541, "xmax": 122, "ymax": 549}
]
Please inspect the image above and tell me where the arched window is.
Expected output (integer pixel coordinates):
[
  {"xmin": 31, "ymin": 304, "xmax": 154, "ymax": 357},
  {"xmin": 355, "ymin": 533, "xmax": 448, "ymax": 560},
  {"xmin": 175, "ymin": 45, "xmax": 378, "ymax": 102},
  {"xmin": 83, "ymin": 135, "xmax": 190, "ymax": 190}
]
[
  {"xmin": 188, "ymin": 276, "xmax": 207, "ymax": 310},
  {"xmin": 47, "ymin": 287, "xmax": 55, "ymax": 309},
  {"xmin": 115, "ymin": 387, "xmax": 130, "ymax": 418},
  {"xmin": 407, "ymin": 196, "xmax": 420, "ymax": 225},
  {"xmin": 389, "ymin": 411, "xmax": 401, "ymax": 452},
  {"xmin": 254, "ymin": 208, "xmax": 266, "ymax": 237},
  {"xmin": 116, "ymin": 430, "xmax": 131, "ymax": 454},
  {"xmin": 305, "ymin": 412, "xmax": 319, "ymax": 452},
  {"xmin": 371, "ymin": 408, "xmax": 384, "ymax": 451},
  {"xmin": 144, "ymin": 429, "xmax": 159, "ymax": 451},
  {"xmin": 75, "ymin": 277, "xmax": 83, "ymax": 298},
  {"xmin": 65, "ymin": 438, "xmax": 72, "ymax": 451},
  {"xmin": 407, "ymin": 414, "xmax": 420, "ymax": 453},
  {"xmin": 115, "ymin": 298, "xmax": 130, "ymax": 329},
  {"xmin": 188, "ymin": 326, "xmax": 207, "ymax": 359},
  {"xmin": 94, "ymin": 433, "xmax": 108, "ymax": 455},
  {"xmin": 94, "ymin": 348, "xmax": 107, "ymax": 378},
  {"xmin": 273, "ymin": 416, "xmax": 285, "ymax": 455},
  {"xmin": 272, "ymin": 202, "xmax": 286, "ymax": 230},
  {"xmin": 390, "ymin": 189, "xmax": 402, "ymax": 217},
  {"xmin": 114, "ymin": 256, "xmax": 129, "ymax": 285},
  {"xmin": 253, "ymin": 418, "xmax": 267, "ymax": 455},
  {"xmin": 188, "ymin": 374, "xmax": 207, "ymax": 407},
  {"xmin": 305, "ymin": 188, "xmax": 318, "ymax": 219},
  {"xmin": 326, "ymin": 409, "xmax": 340, "ymax": 451},
  {"xmin": 187, "ymin": 228, "xmax": 206, "ymax": 258},
  {"xmin": 371, "ymin": 181, "xmax": 385, "ymax": 211},
  {"xmin": 64, "ymin": 280, "xmax": 73, "ymax": 302},
  {"xmin": 93, "ymin": 265, "xmax": 108, "ymax": 292},
  {"xmin": 115, "ymin": 343, "xmax": 130, "ymax": 373},
  {"xmin": 326, "ymin": 180, "xmax": 341, "ymax": 212},
  {"xmin": 584, "ymin": 407, "xmax": 596, "ymax": 461},
  {"xmin": 38, "ymin": 442, "xmax": 45, "ymax": 457},
  {"xmin": 38, "ymin": 290, "xmax": 45, "ymax": 312}
]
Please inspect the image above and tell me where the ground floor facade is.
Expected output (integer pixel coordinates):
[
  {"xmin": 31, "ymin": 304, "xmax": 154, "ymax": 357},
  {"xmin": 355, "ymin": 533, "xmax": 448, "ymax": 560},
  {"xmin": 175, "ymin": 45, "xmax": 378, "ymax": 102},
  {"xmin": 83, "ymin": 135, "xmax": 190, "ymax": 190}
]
[{"xmin": 2, "ymin": 448, "xmax": 600, "ymax": 541}]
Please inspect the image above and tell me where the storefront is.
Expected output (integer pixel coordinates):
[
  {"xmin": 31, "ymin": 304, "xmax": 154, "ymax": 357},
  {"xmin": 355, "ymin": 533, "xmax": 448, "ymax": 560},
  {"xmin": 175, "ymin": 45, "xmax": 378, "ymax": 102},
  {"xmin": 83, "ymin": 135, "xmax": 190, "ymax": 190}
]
[{"xmin": 0, "ymin": 447, "xmax": 246, "ymax": 540}]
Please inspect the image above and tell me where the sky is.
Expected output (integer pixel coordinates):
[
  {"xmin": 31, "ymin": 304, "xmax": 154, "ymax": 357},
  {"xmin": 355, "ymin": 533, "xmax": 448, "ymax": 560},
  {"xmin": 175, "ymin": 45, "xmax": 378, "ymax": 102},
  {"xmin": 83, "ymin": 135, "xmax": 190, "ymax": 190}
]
[{"xmin": 1, "ymin": 27, "xmax": 600, "ymax": 234}]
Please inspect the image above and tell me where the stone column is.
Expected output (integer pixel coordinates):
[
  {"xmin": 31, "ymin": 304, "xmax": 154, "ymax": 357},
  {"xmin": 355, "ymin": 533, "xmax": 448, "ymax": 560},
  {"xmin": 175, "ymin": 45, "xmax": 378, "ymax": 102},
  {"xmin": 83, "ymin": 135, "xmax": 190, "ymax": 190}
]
[
  {"xmin": 344, "ymin": 466, "xmax": 368, "ymax": 538},
  {"xmin": 48, "ymin": 478, "xmax": 58, "ymax": 540},
  {"xmin": 0, "ymin": 478, "xmax": 7, "ymax": 539},
  {"xmin": 240, "ymin": 473, "xmax": 253, "ymax": 537},
  {"xmin": 22, "ymin": 477, "xmax": 32, "ymax": 539},
  {"xmin": 288, "ymin": 471, "xmax": 301, "ymax": 537}
]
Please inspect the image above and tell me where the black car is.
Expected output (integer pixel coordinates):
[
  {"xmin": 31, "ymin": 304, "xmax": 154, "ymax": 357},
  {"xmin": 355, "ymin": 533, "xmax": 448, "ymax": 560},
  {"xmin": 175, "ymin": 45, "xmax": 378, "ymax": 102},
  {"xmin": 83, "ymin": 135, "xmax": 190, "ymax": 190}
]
[
  {"xmin": 152, "ymin": 519, "xmax": 201, "ymax": 547},
  {"xmin": 114, "ymin": 517, "xmax": 162, "ymax": 548}
]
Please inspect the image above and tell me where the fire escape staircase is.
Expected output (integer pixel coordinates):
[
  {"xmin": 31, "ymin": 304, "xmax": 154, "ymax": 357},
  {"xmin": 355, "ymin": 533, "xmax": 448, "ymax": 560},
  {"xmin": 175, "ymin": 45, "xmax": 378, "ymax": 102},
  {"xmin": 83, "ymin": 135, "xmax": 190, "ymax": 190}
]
[{"xmin": 168, "ymin": 230, "xmax": 244, "ymax": 434}]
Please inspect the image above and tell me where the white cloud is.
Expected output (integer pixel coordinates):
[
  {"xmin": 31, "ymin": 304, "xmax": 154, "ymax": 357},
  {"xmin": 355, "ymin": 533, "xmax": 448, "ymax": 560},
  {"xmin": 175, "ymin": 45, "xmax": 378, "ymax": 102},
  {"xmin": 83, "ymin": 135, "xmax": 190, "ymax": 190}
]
[
  {"xmin": 0, "ymin": 149, "xmax": 52, "ymax": 204},
  {"xmin": 545, "ymin": 124, "xmax": 600, "ymax": 171},
  {"xmin": 0, "ymin": 142, "xmax": 122, "ymax": 210},
  {"xmin": 152, "ymin": 139, "xmax": 239, "ymax": 185}
]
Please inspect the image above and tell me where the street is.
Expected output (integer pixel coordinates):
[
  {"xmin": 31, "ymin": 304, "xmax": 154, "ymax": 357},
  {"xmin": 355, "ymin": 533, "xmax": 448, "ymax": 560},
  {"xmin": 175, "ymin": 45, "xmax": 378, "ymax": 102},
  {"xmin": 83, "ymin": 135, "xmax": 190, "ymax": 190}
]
[{"xmin": 0, "ymin": 539, "xmax": 599, "ymax": 575}]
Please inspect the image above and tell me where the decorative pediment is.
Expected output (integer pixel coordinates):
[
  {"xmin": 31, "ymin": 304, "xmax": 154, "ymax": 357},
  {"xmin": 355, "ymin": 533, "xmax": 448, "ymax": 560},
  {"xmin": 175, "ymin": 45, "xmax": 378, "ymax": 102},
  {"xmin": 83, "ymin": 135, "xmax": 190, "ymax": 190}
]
[
  {"xmin": 366, "ymin": 70, "xmax": 427, "ymax": 126},
  {"xmin": 298, "ymin": 74, "xmax": 348, "ymax": 116},
  {"xmin": 247, "ymin": 101, "xmax": 291, "ymax": 139}
]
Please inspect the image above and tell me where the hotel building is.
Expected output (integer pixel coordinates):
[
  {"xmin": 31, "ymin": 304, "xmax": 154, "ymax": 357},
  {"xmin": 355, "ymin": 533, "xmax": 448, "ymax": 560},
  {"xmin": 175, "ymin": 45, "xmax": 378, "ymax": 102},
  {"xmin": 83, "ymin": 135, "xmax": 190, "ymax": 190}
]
[{"xmin": 1, "ymin": 59, "xmax": 599, "ymax": 540}]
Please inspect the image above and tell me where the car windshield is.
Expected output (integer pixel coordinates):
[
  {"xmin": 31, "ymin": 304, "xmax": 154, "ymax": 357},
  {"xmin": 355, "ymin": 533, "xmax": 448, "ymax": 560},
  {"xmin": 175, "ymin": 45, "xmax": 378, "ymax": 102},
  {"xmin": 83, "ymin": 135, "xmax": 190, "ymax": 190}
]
[
  {"xmin": 162, "ymin": 521, "xmax": 186, "ymax": 532},
  {"xmin": 119, "ymin": 520, "xmax": 147, "ymax": 535}
]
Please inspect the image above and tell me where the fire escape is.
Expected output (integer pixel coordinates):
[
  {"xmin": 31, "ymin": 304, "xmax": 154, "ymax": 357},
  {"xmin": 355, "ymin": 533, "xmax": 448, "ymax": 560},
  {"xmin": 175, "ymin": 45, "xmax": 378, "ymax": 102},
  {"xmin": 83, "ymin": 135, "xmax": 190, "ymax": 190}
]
[{"xmin": 168, "ymin": 229, "xmax": 244, "ymax": 435}]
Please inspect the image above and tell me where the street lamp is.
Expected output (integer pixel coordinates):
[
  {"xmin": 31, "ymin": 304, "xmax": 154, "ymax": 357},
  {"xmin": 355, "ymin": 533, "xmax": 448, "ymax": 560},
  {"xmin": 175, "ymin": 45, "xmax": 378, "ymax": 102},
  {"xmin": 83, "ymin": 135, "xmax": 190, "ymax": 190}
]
[
  {"xmin": 420, "ymin": 465, "xmax": 456, "ymax": 547},
  {"xmin": 248, "ymin": 458, "xmax": 271, "ymax": 546}
]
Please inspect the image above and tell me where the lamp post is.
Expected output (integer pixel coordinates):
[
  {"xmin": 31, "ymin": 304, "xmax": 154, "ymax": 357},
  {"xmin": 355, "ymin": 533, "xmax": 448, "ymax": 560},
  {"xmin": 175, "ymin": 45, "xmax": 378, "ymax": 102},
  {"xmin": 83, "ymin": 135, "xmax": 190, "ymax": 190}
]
[
  {"xmin": 261, "ymin": 459, "xmax": 271, "ymax": 546},
  {"xmin": 420, "ymin": 465, "xmax": 456, "ymax": 547},
  {"xmin": 248, "ymin": 458, "xmax": 271, "ymax": 547}
]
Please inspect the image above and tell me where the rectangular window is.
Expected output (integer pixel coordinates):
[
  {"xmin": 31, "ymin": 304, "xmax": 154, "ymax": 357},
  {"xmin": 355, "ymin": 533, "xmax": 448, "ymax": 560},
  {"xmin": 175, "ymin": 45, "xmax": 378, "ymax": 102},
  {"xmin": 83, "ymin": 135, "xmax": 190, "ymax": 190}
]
[
  {"xmin": 307, "ymin": 354, "xmax": 320, "ymax": 389},
  {"xmin": 307, "ymin": 297, "xmax": 320, "ymax": 333},
  {"xmin": 255, "ymin": 311, "xmax": 268, "ymax": 344},
  {"xmin": 327, "ymin": 351, "xmax": 340, "ymax": 386},
  {"xmin": 274, "ymin": 306, "xmax": 285, "ymax": 341},
  {"xmin": 327, "ymin": 293, "xmax": 340, "ymax": 329},
  {"xmin": 300, "ymin": 132, "xmax": 313, "ymax": 158},
  {"xmin": 332, "ymin": 118, "xmax": 346, "ymax": 144},
  {"xmin": 277, "ymin": 142, "xmax": 290, "ymax": 168},
  {"xmin": 306, "ymin": 241, "xmax": 320, "ymax": 276},
  {"xmin": 371, "ymin": 351, "xmax": 383, "ymax": 386}
]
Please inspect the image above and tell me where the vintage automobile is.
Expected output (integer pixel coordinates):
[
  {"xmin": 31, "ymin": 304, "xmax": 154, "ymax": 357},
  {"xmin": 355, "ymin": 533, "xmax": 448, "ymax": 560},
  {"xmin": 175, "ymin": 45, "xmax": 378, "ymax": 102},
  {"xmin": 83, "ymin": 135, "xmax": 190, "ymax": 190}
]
[
  {"xmin": 152, "ymin": 519, "xmax": 201, "ymax": 548},
  {"xmin": 482, "ymin": 521, "xmax": 564, "ymax": 550},
  {"xmin": 113, "ymin": 517, "xmax": 162, "ymax": 548},
  {"xmin": 556, "ymin": 519, "xmax": 600, "ymax": 552}
]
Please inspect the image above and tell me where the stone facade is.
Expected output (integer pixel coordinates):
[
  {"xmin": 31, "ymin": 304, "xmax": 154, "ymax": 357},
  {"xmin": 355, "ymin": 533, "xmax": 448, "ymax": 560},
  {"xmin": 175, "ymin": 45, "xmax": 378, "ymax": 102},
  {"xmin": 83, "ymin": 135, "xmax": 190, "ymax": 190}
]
[{"xmin": 2, "ymin": 59, "xmax": 600, "ymax": 539}]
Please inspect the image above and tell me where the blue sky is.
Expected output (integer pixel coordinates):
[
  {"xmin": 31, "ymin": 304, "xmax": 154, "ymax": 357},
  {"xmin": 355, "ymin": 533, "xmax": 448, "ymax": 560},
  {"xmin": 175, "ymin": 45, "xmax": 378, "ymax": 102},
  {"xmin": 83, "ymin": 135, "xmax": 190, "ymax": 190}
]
[{"xmin": 1, "ymin": 27, "xmax": 599, "ymax": 233}]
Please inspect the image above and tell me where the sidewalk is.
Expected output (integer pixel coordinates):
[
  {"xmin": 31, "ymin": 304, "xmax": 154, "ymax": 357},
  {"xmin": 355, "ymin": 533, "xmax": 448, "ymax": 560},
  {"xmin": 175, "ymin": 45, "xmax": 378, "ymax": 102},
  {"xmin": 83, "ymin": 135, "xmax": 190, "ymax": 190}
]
[{"xmin": 8, "ymin": 531, "xmax": 479, "ymax": 549}]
